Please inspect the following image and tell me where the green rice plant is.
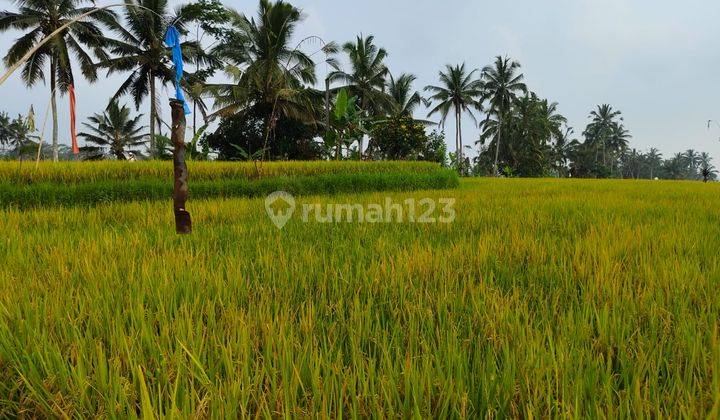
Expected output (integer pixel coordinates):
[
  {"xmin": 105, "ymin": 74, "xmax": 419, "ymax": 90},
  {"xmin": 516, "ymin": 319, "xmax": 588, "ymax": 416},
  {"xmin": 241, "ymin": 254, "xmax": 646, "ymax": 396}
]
[
  {"xmin": 0, "ymin": 170, "xmax": 458, "ymax": 209},
  {"xmin": 0, "ymin": 160, "xmax": 445, "ymax": 184},
  {"xmin": 0, "ymin": 178, "xmax": 718, "ymax": 417}
]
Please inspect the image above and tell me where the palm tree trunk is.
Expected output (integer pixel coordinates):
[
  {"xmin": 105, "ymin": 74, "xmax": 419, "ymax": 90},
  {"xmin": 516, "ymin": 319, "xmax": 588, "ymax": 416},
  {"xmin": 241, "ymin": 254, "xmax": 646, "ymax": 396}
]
[
  {"xmin": 324, "ymin": 77, "xmax": 332, "ymax": 157},
  {"xmin": 335, "ymin": 133, "xmax": 342, "ymax": 160},
  {"xmin": 458, "ymin": 109, "xmax": 463, "ymax": 170},
  {"xmin": 493, "ymin": 116, "xmax": 502, "ymax": 177},
  {"xmin": 149, "ymin": 75, "xmax": 156, "ymax": 159},
  {"xmin": 454, "ymin": 108, "xmax": 460, "ymax": 168},
  {"xmin": 602, "ymin": 140, "xmax": 606, "ymax": 167},
  {"xmin": 50, "ymin": 57, "xmax": 59, "ymax": 162}
]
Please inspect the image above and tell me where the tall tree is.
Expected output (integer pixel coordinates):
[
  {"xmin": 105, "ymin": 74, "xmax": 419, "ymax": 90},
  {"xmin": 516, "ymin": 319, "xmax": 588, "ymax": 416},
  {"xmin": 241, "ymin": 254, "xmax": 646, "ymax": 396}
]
[
  {"xmin": 583, "ymin": 104, "xmax": 623, "ymax": 166},
  {"xmin": 646, "ymin": 147, "xmax": 663, "ymax": 179},
  {"xmin": 477, "ymin": 93, "xmax": 564, "ymax": 177},
  {"xmin": 1, "ymin": 0, "xmax": 116, "ymax": 161},
  {"xmin": 78, "ymin": 100, "xmax": 147, "ymax": 160},
  {"xmin": 98, "ymin": 0, "xmax": 210, "ymax": 158},
  {"xmin": 0, "ymin": 112, "xmax": 14, "ymax": 152},
  {"xmin": 0, "ymin": 111, "xmax": 35, "ymax": 158},
  {"xmin": 328, "ymin": 35, "xmax": 392, "ymax": 156},
  {"xmin": 684, "ymin": 149, "xmax": 701, "ymax": 178},
  {"xmin": 425, "ymin": 63, "xmax": 482, "ymax": 167},
  {"xmin": 481, "ymin": 56, "xmax": 527, "ymax": 176},
  {"xmin": 620, "ymin": 148, "xmax": 643, "ymax": 179},
  {"xmin": 699, "ymin": 152, "xmax": 717, "ymax": 182},
  {"xmin": 607, "ymin": 124, "xmax": 631, "ymax": 175},
  {"xmin": 553, "ymin": 126, "xmax": 577, "ymax": 177},
  {"xmin": 328, "ymin": 35, "xmax": 391, "ymax": 117},
  {"xmin": 663, "ymin": 153, "xmax": 690, "ymax": 180},
  {"xmin": 209, "ymin": 0, "xmax": 321, "ymax": 155},
  {"xmin": 387, "ymin": 72, "xmax": 424, "ymax": 117},
  {"xmin": 181, "ymin": 0, "xmax": 232, "ymax": 136}
]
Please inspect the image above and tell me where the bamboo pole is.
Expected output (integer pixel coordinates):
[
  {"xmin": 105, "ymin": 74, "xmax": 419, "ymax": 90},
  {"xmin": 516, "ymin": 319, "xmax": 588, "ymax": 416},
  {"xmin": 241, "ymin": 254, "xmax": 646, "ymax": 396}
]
[{"xmin": 34, "ymin": 86, "xmax": 58, "ymax": 167}]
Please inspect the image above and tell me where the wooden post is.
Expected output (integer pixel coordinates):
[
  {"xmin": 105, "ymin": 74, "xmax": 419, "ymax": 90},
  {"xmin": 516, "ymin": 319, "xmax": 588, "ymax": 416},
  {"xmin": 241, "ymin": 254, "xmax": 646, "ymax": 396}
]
[{"xmin": 170, "ymin": 99, "xmax": 192, "ymax": 234}]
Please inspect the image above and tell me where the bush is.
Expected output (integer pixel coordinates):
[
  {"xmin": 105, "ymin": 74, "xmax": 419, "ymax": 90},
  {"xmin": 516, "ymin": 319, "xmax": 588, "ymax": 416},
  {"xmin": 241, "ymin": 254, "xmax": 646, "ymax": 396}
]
[
  {"xmin": 205, "ymin": 106, "xmax": 324, "ymax": 160},
  {"xmin": 371, "ymin": 115, "xmax": 432, "ymax": 160}
]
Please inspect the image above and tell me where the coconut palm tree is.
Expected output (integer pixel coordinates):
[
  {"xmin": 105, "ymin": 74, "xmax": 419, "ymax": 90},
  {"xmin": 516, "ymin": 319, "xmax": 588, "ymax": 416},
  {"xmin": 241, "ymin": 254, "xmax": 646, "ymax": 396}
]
[
  {"xmin": 540, "ymin": 100, "xmax": 567, "ymax": 140},
  {"xmin": 98, "ymin": 0, "xmax": 211, "ymax": 158},
  {"xmin": 327, "ymin": 35, "xmax": 392, "ymax": 157},
  {"xmin": 387, "ymin": 73, "xmax": 424, "ymax": 116},
  {"xmin": 699, "ymin": 152, "xmax": 717, "ymax": 182},
  {"xmin": 610, "ymin": 125, "xmax": 631, "ymax": 151},
  {"xmin": 684, "ymin": 149, "xmax": 701, "ymax": 178},
  {"xmin": 0, "ymin": 0, "xmax": 117, "ymax": 161},
  {"xmin": 209, "ymin": 0, "xmax": 321, "ymax": 142},
  {"xmin": 477, "ymin": 93, "xmax": 563, "ymax": 176},
  {"xmin": 646, "ymin": 147, "xmax": 663, "ymax": 179},
  {"xmin": 664, "ymin": 152, "xmax": 689, "ymax": 179},
  {"xmin": 481, "ymin": 56, "xmax": 527, "ymax": 176},
  {"xmin": 78, "ymin": 100, "xmax": 147, "ymax": 160},
  {"xmin": 554, "ymin": 126, "xmax": 578, "ymax": 177},
  {"xmin": 608, "ymin": 124, "xmax": 631, "ymax": 175},
  {"xmin": 0, "ymin": 111, "xmax": 36, "ymax": 158},
  {"xmin": 328, "ymin": 35, "xmax": 391, "ymax": 117},
  {"xmin": 583, "ymin": 104, "xmax": 623, "ymax": 166},
  {"xmin": 425, "ymin": 63, "xmax": 483, "ymax": 167}
]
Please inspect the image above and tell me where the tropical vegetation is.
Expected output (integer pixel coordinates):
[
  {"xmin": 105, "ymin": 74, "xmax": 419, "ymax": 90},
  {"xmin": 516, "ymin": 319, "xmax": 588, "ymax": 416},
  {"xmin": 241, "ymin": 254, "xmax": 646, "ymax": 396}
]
[
  {"xmin": 97, "ymin": 0, "xmax": 215, "ymax": 157},
  {"xmin": 0, "ymin": 0, "xmax": 715, "ymax": 180},
  {"xmin": 425, "ymin": 63, "xmax": 482, "ymax": 168},
  {"xmin": 0, "ymin": 0, "xmax": 717, "ymax": 181},
  {"xmin": 0, "ymin": 0, "xmax": 117, "ymax": 161},
  {"xmin": 1, "ymin": 1, "xmax": 719, "ymax": 417},
  {"xmin": 78, "ymin": 101, "xmax": 147, "ymax": 160}
]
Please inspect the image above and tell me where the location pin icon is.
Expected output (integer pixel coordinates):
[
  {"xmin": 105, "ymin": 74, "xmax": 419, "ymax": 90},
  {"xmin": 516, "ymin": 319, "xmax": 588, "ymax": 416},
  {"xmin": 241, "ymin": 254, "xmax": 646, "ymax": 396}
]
[{"xmin": 265, "ymin": 191, "xmax": 296, "ymax": 229}]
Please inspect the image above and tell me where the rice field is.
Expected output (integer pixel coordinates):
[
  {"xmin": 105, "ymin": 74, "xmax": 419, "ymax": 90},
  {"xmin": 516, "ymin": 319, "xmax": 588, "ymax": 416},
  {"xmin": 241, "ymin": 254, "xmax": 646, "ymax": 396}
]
[
  {"xmin": 0, "ymin": 161, "xmax": 457, "ymax": 210},
  {"xmin": 1, "ymin": 178, "xmax": 719, "ymax": 417},
  {"xmin": 0, "ymin": 161, "xmax": 444, "ymax": 184}
]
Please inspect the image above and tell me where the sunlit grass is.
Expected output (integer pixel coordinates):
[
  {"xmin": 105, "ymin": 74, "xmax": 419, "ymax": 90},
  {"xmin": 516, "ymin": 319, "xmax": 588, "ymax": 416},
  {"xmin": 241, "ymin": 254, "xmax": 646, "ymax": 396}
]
[
  {"xmin": 0, "ymin": 178, "xmax": 718, "ymax": 417},
  {"xmin": 0, "ymin": 160, "xmax": 444, "ymax": 184},
  {"xmin": 0, "ymin": 161, "xmax": 457, "ymax": 209}
]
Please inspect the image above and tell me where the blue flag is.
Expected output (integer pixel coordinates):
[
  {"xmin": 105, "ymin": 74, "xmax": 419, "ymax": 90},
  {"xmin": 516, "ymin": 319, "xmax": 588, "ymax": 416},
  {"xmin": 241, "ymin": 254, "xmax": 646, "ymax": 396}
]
[{"xmin": 164, "ymin": 25, "xmax": 191, "ymax": 115}]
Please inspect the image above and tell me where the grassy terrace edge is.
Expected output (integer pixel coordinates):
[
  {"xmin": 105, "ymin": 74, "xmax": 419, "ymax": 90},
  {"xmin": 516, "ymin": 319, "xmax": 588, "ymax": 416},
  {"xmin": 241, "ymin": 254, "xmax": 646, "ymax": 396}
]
[
  {"xmin": 0, "ymin": 161, "xmax": 445, "ymax": 184},
  {"xmin": 0, "ymin": 169, "xmax": 459, "ymax": 209}
]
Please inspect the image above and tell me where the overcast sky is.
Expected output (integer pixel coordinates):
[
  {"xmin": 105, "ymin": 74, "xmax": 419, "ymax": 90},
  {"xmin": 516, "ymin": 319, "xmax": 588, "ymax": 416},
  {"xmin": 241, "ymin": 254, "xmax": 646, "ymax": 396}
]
[{"xmin": 1, "ymin": 0, "xmax": 719, "ymax": 161}]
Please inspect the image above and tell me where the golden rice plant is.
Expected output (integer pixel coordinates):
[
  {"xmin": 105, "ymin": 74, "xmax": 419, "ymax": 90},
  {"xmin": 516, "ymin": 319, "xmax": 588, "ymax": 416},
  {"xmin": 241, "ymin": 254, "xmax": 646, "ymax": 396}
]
[
  {"xmin": 0, "ymin": 178, "xmax": 718, "ymax": 417},
  {"xmin": 0, "ymin": 160, "xmax": 444, "ymax": 184}
]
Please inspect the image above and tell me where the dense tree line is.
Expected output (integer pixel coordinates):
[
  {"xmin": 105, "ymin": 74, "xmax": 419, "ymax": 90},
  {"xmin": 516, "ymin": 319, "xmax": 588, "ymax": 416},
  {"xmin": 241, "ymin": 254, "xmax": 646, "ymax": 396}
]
[{"xmin": 0, "ymin": 0, "xmax": 716, "ymax": 180}]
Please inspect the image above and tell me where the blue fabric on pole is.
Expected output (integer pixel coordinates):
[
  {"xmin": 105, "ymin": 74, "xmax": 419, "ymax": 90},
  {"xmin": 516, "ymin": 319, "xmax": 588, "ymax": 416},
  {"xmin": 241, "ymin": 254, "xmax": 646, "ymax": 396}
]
[{"xmin": 164, "ymin": 25, "xmax": 191, "ymax": 115}]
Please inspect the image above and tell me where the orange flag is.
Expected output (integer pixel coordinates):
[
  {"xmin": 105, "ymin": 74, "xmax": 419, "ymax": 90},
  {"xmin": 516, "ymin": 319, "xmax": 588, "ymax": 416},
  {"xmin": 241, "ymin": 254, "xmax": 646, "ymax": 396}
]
[{"xmin": 69, "ymin": 84, "xmax": 79, "ymax": 154}]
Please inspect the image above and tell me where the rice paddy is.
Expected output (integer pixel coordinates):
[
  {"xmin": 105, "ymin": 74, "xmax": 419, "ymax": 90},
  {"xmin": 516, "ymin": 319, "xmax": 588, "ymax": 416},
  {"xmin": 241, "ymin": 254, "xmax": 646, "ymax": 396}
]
[
  {"xmin": 0, "ymin": 161, "xmax": 445, "ymax": 184},
  {"xmin": 0, "ymin": 161, "xmax": 457, "ymax": 209},
  {"xmin": 1, "ymin": 177, "xmax": 719, "ymax": 417}
]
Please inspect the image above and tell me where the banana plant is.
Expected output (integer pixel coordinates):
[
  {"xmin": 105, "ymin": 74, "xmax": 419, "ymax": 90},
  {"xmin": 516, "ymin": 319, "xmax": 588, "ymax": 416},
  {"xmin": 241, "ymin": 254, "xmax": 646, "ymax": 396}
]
[
  {"xmin": 229, "ymin": 143, "xmax": 266, "ymax": 161},
  {"xmin": 186, "ymin": 124, "xmax": 209, "ymax": 161},
  {"xmin": 324, "ymin": 88, "xmax": 367, "ymax": 160}
]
